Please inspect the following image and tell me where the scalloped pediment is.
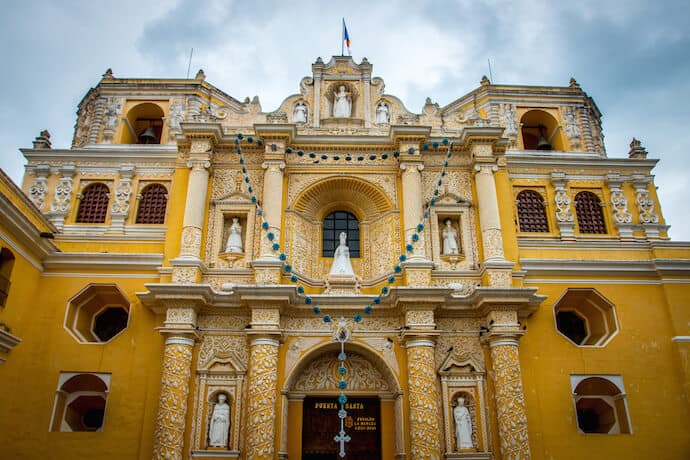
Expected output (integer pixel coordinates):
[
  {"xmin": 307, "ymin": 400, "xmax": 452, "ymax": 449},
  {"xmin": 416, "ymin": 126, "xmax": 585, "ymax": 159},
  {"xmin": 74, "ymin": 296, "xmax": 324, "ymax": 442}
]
[{"xmin": 438, "ymin": 351, "xmax": 484, "ymax": 375}]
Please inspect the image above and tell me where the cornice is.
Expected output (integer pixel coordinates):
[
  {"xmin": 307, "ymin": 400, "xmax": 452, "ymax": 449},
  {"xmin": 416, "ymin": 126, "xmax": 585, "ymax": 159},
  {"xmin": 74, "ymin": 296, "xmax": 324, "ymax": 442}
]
[
  {"xmin": 43, "ymin": 252, "xmax": 164, "ymax": 272},
  {"xmin": 22, "ymin": 145, "xmax": 178, "ymax": 165},
  {"xmin": 505, "ymin": 150, "xmax": 658, "ymax": 172},
  {"xmin": 520, "ymin": 258, "xmax": 690, "ymax": 278}
]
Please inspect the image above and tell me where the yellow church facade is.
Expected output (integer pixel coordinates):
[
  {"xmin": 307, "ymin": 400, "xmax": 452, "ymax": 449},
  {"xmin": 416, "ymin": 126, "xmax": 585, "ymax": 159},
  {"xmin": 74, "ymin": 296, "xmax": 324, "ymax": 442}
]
[{"xmin": 1, "ymin": 56, "xmax": 689, "ymax": 460}]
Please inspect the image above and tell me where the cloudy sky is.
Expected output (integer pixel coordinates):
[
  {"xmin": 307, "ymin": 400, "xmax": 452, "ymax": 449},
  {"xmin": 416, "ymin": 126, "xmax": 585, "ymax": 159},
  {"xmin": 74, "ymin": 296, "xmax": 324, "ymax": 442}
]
[{"xmin": 1, "ymin": 0, "xmax": 689, "ymax": 239}]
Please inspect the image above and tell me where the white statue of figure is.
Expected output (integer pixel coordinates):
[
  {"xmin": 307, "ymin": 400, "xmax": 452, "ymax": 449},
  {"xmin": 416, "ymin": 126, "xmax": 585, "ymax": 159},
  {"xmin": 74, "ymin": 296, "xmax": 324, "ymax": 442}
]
[
  {"xmin": 293, "ymin": 101, "xmax": 308, "ymax": 124},
  {"xmin": 333, "ymin": 85, "xmax": 352, "ymax": 118},
  {"xmin": 376, "ymin": 101, "xmax": 390, "ymax": 124},
  {"xmin": 328, "ymin": 232, "xmax": 355, "ymax": 276},
  {"xmin": 454, "ymin": 396, "xmax": 473, "ymax": 450},
  {"xmin": 209, "ymin": 393, "xmax": 230, "ymax": 447},
  {"xmin": 442, "ymin": 219, "xmax": 460, "ymax": 255},
  {"xmin": 225, "ymin": 217, "xmax": 243, "ymax": 253}
]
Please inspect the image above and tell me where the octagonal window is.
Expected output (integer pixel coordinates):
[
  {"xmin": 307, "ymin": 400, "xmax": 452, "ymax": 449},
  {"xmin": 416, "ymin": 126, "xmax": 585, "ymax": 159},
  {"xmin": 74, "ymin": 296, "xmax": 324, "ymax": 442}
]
[
  {"xmin": 571, "ymin": 375, "xmax": 632, "ymax": 434},
  {"xmin": 554, "ymin": 288, "xmax": 618, "ymax": 347},
  {"xmin": 64, "ymin": 284, "xmax": 130, "ymax": 344},
  {"xmin": 50, "ymin": 372, "xmax": 111, "ymax": 432}
]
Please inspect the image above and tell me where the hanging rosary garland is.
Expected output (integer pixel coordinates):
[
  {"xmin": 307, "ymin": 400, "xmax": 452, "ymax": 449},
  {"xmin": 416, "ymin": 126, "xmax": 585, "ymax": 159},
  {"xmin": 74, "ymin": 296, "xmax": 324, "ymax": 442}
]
[{"xmin": 232, "ymin": 133, "xmax": 454, "ymax": 456}]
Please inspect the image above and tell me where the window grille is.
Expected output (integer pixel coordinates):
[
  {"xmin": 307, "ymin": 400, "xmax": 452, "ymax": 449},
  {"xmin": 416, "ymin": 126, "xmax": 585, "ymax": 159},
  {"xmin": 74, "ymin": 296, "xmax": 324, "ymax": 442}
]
[
  {"xmin": 322, "ymin": 211, "xmax": 360, "ymax": 257},
  {"xmin": 516, "ymin": 190, "xmax": 549, "ymax": 232},
  {"xmin": 575, "ymin": 191, "xmax": 606, "ymax": 234},
  {"xmin": 76, "ymin": 183, "xmax": 110, "ymax": 223},
  {"xmin": 136, "ymin": 184, "xmax": 168, "ymax": 224}
]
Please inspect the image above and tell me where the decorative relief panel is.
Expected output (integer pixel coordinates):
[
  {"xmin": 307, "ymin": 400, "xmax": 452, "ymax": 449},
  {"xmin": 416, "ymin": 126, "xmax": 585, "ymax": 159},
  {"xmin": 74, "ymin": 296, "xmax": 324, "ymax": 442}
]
[
  {"xmin": 110, "ymin": 180, "xmax": 132, "ymax": 215},
  {"xmin": 29, "ymin": 176, "xmax": 48, "ymax": 211},
  {"xmin": 198, "ymin": 335, "xmax": 249, "ymax": 370},
  {"xmin": 554, "ymin": 186, "xmax": 573, "ymax": 223},
  {"xmin": 481, "ymin": 227, "xmax": 504, "ymax": 261},
  {"xmin": 369, "ymin": 213, "xmax": 396, "ymax": 279},
  {"xmin": 180, "ymin": 227, "xmax": 203, "ymax": 257},
  {"xmin": 610, "ymin": 189, "xmax": 632, "ymax": 224},
  {"xmin": 636, "ymin": 187, "xmax": 659, "ymax": 224},
  {"xmin": 51, "ymin": 176, "xmax": 74, "ymax": 213},
  {"xmin": 431, "ymin": 278, "xmax": 476, "ymax": 295},
  {"xmin": 422, "ymin": 170, "xmax": 472, "ymax": 203},
  {"xmin": 435, "ymin": 334, "xmax": 484, "ymax": 370},
  {"xmin": 172, "ymin": 266, "xmax": 197, "ymax": 284},
  {"xmin": 212, "ymin": 168, "xmax": 263, "ymax": 201},
  {"xmin": 284, "ymin": 337, "xmax": 325, "ymax": 379},
  {"xmin": 166, "ymin": 307, "xmax": 197, "ymax": 326},
  {"xmin": 359, "ymin": 337, "xmax": 400, "ymax": 376},
  {"xmin": 405, "ymin": 310, "xmax": 435, "ymax": 327},
  {"xmin": 287, "ymin": 173, "xmax": 397, "ymax": 208},
  {"xmin": 293, "ymin": 351, "xmax": 391, "ymax": 392},
  {"xmin": 198, "ymin": 315, "xmax": 250, "ymax": 331},
  {"xmin": 283, "ymin": 316, "xmax": 400, "ymax": 332}
]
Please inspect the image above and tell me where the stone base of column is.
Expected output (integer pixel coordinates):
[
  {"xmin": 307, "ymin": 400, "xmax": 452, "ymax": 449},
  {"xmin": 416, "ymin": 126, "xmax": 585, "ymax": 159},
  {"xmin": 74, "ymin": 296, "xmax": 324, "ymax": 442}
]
[
  {"xmin": 251, "ymin": 259, "xmax": 283, "ymax": 285},
  {"xmin": 403, "ymin": 260, "xmax": 434, "ymax": 287}
]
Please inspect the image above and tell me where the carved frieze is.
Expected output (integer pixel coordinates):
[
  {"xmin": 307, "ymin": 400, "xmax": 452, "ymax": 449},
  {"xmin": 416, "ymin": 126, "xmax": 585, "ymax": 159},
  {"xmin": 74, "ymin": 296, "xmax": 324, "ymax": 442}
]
[{"xmin": 292, "ymin": 351, "xmax": 391, "ymax": 392}]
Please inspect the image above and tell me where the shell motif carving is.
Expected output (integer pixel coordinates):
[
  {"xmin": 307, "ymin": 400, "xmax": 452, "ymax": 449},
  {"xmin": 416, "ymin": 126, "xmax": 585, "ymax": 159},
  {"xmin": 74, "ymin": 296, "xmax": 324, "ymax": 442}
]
[{"xmin": 293, "ymin": 351, "xmax": 390, "ymax": 392}]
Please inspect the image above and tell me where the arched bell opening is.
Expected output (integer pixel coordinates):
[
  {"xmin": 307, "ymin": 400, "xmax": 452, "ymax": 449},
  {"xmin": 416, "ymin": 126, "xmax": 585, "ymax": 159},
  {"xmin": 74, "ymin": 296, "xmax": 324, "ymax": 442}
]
[
  {"xmin": 120, "ymin": 102, "xmax": 165, "ymax": 144},
  {"xmin": 520, "ymin": 109, "xmax": 566, "ymax": 151}
]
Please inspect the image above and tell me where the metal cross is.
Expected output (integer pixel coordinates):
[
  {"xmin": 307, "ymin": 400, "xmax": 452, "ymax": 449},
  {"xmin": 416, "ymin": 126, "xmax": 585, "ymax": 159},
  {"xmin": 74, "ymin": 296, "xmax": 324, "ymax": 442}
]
[{"xmin": 334, "ymin": 410, "xmax": 351, "ymax": 458}]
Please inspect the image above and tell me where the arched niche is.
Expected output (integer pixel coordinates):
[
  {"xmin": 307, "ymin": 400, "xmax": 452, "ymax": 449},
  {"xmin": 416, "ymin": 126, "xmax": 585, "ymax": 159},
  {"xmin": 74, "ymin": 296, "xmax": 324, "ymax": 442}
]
[
  {"xmin": 120, "ymin": 102, "xmax": 165, "ymax": 144},
  {"xmin": 520, "ymin": 109, "xmax": 566, "ymax": 151},
  {"xmin": 285, "ymin": 176, "xmax": 398, "ymax": 281}
]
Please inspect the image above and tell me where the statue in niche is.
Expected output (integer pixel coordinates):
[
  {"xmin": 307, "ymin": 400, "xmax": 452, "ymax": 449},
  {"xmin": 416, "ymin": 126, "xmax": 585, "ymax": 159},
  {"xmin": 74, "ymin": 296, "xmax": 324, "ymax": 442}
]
[
  {"xmin": 333, "ymin": 85, "xmax": 352, "ymax": 118},
  {"xmin": 208, "ymin": 393, "xmax": 230, "ymax": 448},
  {"xmin": 376, "ymin": 101, "xmax": 390, "ymax": 124},
  {"xmin": 328, "ymin": 232, "xmax": 355, "ymax": 276},
  {"xmin": 293, "ymin": 101, "xmax": 308, "ymax": 124},
  {"xmin": 454, "ymin": 396, "xmax": 473, "ymax": 450},
  {"xmin": 224, "ymin": 217, "xmax": 243, "ymax": 253},
  {"xmin": 442, "ymin": 219, "xmax": 460, "ymax": 255}
]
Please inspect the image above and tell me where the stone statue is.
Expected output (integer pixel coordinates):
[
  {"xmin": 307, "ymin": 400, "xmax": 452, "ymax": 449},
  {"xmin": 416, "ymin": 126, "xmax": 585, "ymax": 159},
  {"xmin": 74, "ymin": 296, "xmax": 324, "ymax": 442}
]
[
  {"xmin": 333, "ymin": 85, "xmax": 351, "ymax": 118},
  {"xmin": 454, "ymin": 396, "xmax": 473, "ymax": 450},
  {"xmin": 293, "ymin": 102, "xmax": 308, "ymax": 124},
  {"xmin": 376, "ymin": 101, "xmax": 390, "ymax": 124},
  {"xmin": 442, "ymin": 219, "xmax": 460, "ymax": 255},
  {"xmin": 209, "ymin": 393, "xmax": 230, "ymax": 447},
  {"xmin": 328, "ymin": 232, "xmax": 355, "ymax": 276},
  {"xmin": 225, "ymin": 217, "xmax": 243, "ymax": 253}
]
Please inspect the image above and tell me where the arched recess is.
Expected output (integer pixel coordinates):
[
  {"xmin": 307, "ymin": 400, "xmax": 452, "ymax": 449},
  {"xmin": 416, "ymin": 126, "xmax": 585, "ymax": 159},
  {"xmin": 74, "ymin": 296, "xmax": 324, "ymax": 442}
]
[
  {"xmin": 520, "ymin": 109, "xmax": 566, "ymax": 151},
  {"xmin": 281, "ymin": 341, "xmax": 404, "ymax": 459},
  {"xmin": 286, "ymin": 176, "xmax": 397, "ymax": 281},
  {"xmin": 120, "ymin": 102, "xmax": 165, "ymax": 144}
]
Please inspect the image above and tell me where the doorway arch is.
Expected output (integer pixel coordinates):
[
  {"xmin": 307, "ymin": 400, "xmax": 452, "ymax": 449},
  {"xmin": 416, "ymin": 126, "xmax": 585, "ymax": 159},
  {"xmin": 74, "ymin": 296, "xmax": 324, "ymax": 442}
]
[{"xmin": 280, "ymin": 341, "xmax": 404, "ymax": 459}]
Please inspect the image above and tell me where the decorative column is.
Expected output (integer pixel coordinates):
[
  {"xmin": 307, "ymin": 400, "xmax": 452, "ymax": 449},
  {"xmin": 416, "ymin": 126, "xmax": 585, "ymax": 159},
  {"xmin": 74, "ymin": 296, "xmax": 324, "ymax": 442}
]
[
  {"xmin": 402, "ymin": 309, "xmax": 441, "ymax": 459},
  {"xmin": 606, "ymin": 174, "xmax": 633, "ymax": 240},
  {"xmin": 245, "ymin": 308, "xmax": 282, "ymax": 459},
  {"xmin": 101, "ymin": 97, "xmax": 123, "ymax": 144},
  {"xmin": 47, "ymin": 164, "xmax": 76, "ymax": 231},
  {"xmin": 482, "ymin": 311, "xmax": 530, "ymax": 459},
  {"xmin": 551, "ymin": 172, "xmax": 575, "ymax": 241},
  {"xmin": 109, "ymin": 164, "xmax": 135, "ymax": 233},
  {"xmin": 172, "ymin": 138, "xmax": 212, "ymax": 283},
  {"xmin": 153, "ymin": 305, "xmax": 200, "ymax": 460},
  {"xmin": 87, "ymin": 97, "xmax": 106, "ymax": 145},
  {"xmin": 259, "ymin": 160, "xmax": 285, "ymax": 259}
]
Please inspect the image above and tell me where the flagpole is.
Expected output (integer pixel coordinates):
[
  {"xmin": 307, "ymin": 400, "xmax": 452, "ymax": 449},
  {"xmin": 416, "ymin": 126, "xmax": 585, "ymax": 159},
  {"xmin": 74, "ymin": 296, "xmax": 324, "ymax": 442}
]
[{"xmin": 341, "ymin": 18, "xmax": 344, "ymax": 56}]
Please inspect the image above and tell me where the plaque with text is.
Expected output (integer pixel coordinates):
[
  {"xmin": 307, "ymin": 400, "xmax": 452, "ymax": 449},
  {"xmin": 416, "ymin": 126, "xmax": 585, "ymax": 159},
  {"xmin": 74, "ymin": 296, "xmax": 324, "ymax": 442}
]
[{"xmin": 302, "ymin": 397, "xmax": 381, "ymax": 460}]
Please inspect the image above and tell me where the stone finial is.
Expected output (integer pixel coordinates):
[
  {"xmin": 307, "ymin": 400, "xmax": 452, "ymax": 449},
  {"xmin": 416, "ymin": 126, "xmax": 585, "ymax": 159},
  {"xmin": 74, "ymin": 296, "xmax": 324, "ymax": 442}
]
[
  {"xmin": 315, "ymin": 57, "xmax": 324, "ymax": 64},
  {"xmin": 195, "ymin": 69, "xmax": 206, "ymax": 80},
  {"xmin": 628, "ymin": 137, "xmax": 648, "ymax": 159},
  {"xmin": 569, "ymin": 77, "xmax": 580, "ymax": 88},
  {"xmin": 33, "ymin": 130, "xmax": 52, "ymax": 149},
  {"xmin": 102, "ymin": 68, "xmax": 114, "ymax": 79},
  {"xmin": 480, "ymin": 75, "xmax": 490, "ymax": 86},
  {"xmin": 361, "ymin": 57, "xmax": 369, "ymax": 63}
]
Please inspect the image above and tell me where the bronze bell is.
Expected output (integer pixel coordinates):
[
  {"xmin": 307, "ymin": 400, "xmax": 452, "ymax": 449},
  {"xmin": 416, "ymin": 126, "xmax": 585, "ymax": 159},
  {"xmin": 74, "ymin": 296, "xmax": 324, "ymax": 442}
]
[
  {"xmin": 139, "ymin": 126, "xmax": 158, "ymax": 144},
  {"xmin": 536, "ymin": 126, "xmax": 552, "ymax": 150}
]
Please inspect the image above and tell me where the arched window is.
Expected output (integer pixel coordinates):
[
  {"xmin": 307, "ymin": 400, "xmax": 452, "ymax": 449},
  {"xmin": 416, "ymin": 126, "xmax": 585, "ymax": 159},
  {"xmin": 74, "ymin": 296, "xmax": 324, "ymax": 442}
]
[
  {"xmin": 575, "ymin": 191, "xmax": 606, "ymax": 234},
  {"xmin": 50, "ymin": 372, "xmax": 111, "ymax": 432},
  {"xmin": 571, "ymin": 375, "xmax": 632, "ymax": 434},
  {"xmin": 76, "ymin": 183, "xmax": 110, "ymax": 224},
  {"xmin": 135, "ymin": 184, "xmax": 168, "ymax": 224},
  {"xmin": 0, "ymin": 248, "xmax": 15, "ymax": 308},
  {"xmin": 322, "ymin": 211, "xmax": 359, "ymax": 257},
  {"xmin": 516, "ymin": 190, "xmax": 549, "ymax": 232}
]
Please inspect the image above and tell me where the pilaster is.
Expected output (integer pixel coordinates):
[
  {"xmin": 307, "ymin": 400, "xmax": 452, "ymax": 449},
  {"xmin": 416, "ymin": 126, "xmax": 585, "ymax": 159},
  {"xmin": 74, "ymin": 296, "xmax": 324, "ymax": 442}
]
[
  {"xmin": 47, "ymin": 164, "xmax": 76, "ymax": 231},
  {"xmin": 632, "ymin": 174, "xmax": 666, "ymax": 239},
  {"xmin": 551, "ymin": 172, "xmax": 575, "ymax": 241},
  {"xmin": 109, "ymin": 164, "xmax": 135, "ymax": 233},
  {"xmin": 400, "ymin": 158, "xmax": 428, "ymax": 262},
  {"xmin": 606, "ymin": 174, "xmax": 633, "ymax": 240}
]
